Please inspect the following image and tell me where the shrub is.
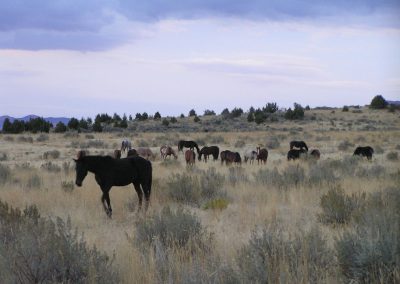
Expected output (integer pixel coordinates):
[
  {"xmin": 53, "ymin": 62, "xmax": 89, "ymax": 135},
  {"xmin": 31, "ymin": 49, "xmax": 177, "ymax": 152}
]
[
  {"xmin": 193, "ymin": 116, "xmax": 201, "ymax": 123},
  {"xmin": 189, "ymin": 109, "xmax": 197, "ymax": 117},
  {"xmin": 161, "ymin": 118, "xmax": 169, "ymax": 127},
  {"xmin": 164, "ymin": 168, "xmax": 225, "ymax": 206},
  {"xmin": 335, "ymin": 187, "xmax": 400, "ymax": 283},
  {"xmin": 318, "ymin": 186, "xmax": 366, "ymax": 225},
  {"xmin": 43, "ymin": 150, "xmax": 60, "ymax": 159},
  {"xmin": 0, "ymin": 200, "xmax": 119, "ymax": 283},
  {"xmin": 85, "ymin": 134, "xmax": 95, "ymax": 139},
  {"xmin": 338, "ymin": 139, "xmax": 354, "ymax": 151},
  {"xmin": 234, "ymin": 139, "xmax": 246, "ymax": 148},
  {"xmin": 36, "ymin": 134, "xmax": 49, "ymax": 142},
  {"xmin": 342, "ymin": 105, "xmax": 349, "ymax": 112},
  {"xmin": 0, "ymin": 152, "xmax": 7, "ymax": 161},
  {"xmin": 386, "ymin": 151, "xmax": 398, "ymax": 161},
  {"xmin": 266, "ymin": 136, "xmax": 280, "ymax": 149},
  {"xmin": 61, "ymin": 181, "xmax": 75, "ymax": 193},
  {"xmin": 237, "ymin": 223, "xmax": 334, "ymax": 283},
  {"xmin": 369, "ymin": 94, "xmax": 388, "ymax": 109},
  {"xmin": 227, "ymin": 167, "xmax": 248, "ymax": 186},
  {"xmin": 285, "ymin": 103, "xmax": 305, "ymax": 120},
  {"xmin": 17, "ymin": 136, "xmax": 33, "ymax": 143},
  {"xmin": 133, "ymin": 206, "xmax": 212, "ymax": 251},
  {"xmin": 54, "ymin": 121, "xmax": 67, "ymax": 133},
  {"xmin": 0, "ymin": 164, "xmax": 11, "ymax": 185},
  {"xmin": 25, "ymin": 174, "xmax": 42, "ymax": 189},
  {"xmin": 40, "ymin": 162, "xmax": 61, "ymax": 173},
  {"xmin": 170, "ymin": 117, "xmax": 178, "ymax": 123}
]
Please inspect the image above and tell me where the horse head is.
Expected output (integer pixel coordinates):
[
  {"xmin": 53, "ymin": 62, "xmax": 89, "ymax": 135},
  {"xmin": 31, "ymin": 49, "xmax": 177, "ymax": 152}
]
[{"xmin": 73, "ymin": 151, "xmax": 88, "ymax": 187}]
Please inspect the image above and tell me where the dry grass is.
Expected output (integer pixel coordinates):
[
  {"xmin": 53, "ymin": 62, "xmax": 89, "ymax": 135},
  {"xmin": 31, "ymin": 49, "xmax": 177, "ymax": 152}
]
[{"xmin": 0, "ymin": 108, "xmax": 399, "ymax": 283}]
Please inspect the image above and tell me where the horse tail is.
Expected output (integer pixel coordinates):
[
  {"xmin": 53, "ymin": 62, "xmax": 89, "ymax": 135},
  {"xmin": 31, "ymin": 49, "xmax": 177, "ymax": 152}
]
[
  {"xmin": 304, "ymin": 142, "xmax": 309, "ymax": 152},
  {"xmin": 195, "ymin": 144, "xmax": 200, "ymax": 156}
]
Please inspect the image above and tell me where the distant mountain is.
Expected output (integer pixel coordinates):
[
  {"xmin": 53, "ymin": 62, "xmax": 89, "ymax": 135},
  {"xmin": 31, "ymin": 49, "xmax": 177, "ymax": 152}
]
[
  {"xmin": 387, "ymin": 100, "xmax": 400, "ymax": 106},
  {"xmin": 0, "ymin": 115, "xmax": 70, "ymax": 130}
]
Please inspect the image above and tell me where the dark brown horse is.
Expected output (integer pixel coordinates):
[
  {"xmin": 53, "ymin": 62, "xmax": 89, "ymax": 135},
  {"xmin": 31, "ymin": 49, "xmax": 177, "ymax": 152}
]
[
  {"xmin": 221, "ymin": 150, "xmax": 241, "ymax": 165},
  {"xmin": 113, "ymin": 149, "xmax": 121, "ymax": 159},
  {"xmin": 178, "ymin": 140, "xmax": 200, "ymax": 155},
  {"xmin": 73, "ymin": 151, "xmax": 152, "ymax": 217},
  {"xmin": 198, "ymin": 146, "xmax": 219, "ymax": 162},
  {"xmin": 290, "ymin": 141, "xmax": 308, "ymax": 152},
  {"xmin": 185, "ymin": 149, "xmax": 196, "ymax": 166},
  {"xmin": 256, "ymin": 146, "xmax": 268, "ymax": 164},
  {"xmin": 127, "ymin": 148, "xmax": 138, "ymax": 157},
  {"xmin": 310, "ymin": 149, "xmax": 321, "ymax": 159},
  {"xmin": 287, "ymin": 149, "xmax": 307, "ymax": 161},
  {"xmin": 353, "ymin": 146, "xmax": 374, "ymax": 160}
]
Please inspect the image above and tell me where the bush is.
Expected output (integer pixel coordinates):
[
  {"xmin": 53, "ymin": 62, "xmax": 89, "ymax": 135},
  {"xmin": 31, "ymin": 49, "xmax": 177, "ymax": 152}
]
[
  {"xmin": 26, "ymin": 174, "xmax": 42, "ymax": 189},
  {"xmin": 0, "ymin": 200, "xmax": 119, "ymax": 283},
  {"xmin": 54, "ymin": 121, "xmax": 67, "ymax": 133},
  {"xmin": 342, "ymin": 105, "xmax": 349, "ymax": 112},
  {"xmin": 285, "ymin": 103, "xmax": 305, "ymax": 120},
  {"xmin": 40, "ymin": 162, "xmax": 61, "ymax": 173},
  {"xmin": 335, "ymin": 187, "xmax": 400, "ymax": 283},
  {"xmin": 0, "ymin": 152, "xmax": 7, "ymax": 161},
  {"xmin": 61, "ymin": 181, "xmax": 75, "ymax": 193},
  {"xmin": 266, "ymin": 136, "xmax": 280, "ymax": 149},
  {"xmin": 43, "ymin": 150, "xmax": 60, "ymax": 159},
  {"xmin": 234, "ymin": 139, "xmax": 246, "ymax": 148},
  {"xmin": 164, "ymin": 168, "xmax": 225, "ymax": 206},
  {"xmin": 338, "ymin": 139, "xmax": 354, "ymax": 151},
  {"xmin": 161, "ymin": 118, "xmax": 169, "ymax": 127},
  {"xmin": 133, "ymin": 206, "xmax": 212, "ymax": 251},
  {"xmin": 189, "ymin": 109, "xmax": 197, "ymax": 117},
  {"xmin": 227, "ymin": 167, "xmax": 248, "ymax": 186},
  {"xmin": 17, "ymin": 136, "xmax": 33, "ymax": 143},
  {"xmin": 386, "ymin": 151, "xmax": 398, "ymax": 161},
  {"xmin": 0, "ymin": 164, "xmax": 11, "ymax": 185},
  {"xmin": 203, "ymin": 198, "xmax": 229, "ymax": 210},
  {"xmin": 193, "ymin": 116, "xmax": 201, "ymax": 123},
  {"xmin": 318, "ymin": 186, "xmax": 366, "ymax": 225},
  {"xmin": 237, "ymin": 223, "xmax": 334, "ymax": 283},
  {"xmin": 36, "ymin": 134, "xmax": 49, "ymax": 142},
  {"xmin": 369, "ymin": 95, "xmax": 388, "ymax": 109}
]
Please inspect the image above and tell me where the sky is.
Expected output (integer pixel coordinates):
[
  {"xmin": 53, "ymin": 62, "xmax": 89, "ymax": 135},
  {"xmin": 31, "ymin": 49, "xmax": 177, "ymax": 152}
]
[{"xmin": 0, "ymin": 0, "xmax": 399, "ymax": 118}]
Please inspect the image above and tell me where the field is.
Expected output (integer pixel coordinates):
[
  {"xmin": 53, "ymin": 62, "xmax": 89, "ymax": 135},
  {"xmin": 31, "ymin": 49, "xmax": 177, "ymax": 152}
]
[{"xmin": 0, "ymin": 108, "xmax": 399, "ymax": 283}]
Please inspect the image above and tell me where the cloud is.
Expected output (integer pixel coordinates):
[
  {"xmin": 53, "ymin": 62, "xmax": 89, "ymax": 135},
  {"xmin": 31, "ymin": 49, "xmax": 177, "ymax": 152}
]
[{"xmin": 0, "ymin": 0, "xmax": 399, "ymax": 50}]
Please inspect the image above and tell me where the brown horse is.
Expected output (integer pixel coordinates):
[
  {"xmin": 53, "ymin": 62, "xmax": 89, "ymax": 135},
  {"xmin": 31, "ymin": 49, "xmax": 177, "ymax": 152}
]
[
  {"xmin": 310, "ymin": 149, "xmax": 321, "ymax": 159},
  {"xmin": 113, "ymin": 150, "xmax": 121, "ymax": 159},
  {"xmin": 185, "ymin": 149, "xmax": 196, "ymax": 166},
  {"xmin": 221, "ymin": 150, "xmax": 241, "ymax": 165},
  {"xmin": 136, "ymin": 147, "xmax": 154, "ymax": 160},
  {"xmin": 160, "ymin": 145, "xmax": 177, "ymax": 160},
  {"xmin": 198, "ymin": 146, "xmax": 219, "ymax": 162},
  {"xmin": 256, "ymin": 146, "xmax": 268, "ymax": 164}
]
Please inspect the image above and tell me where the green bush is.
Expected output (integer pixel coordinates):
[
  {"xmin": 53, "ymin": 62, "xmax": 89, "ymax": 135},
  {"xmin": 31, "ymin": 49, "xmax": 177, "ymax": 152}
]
[
  {"xmin": 342, "ymin": 105, "xmax": 349, "ymax": 112},
  {"xmin": 26, "ymin": 174, "xmax": 42, "ymax": 189},
  {"xmin": 0, "ymin": 164, "xmax": 11, "ymax": 185},
  {"xmin": 164, "ymin": 168, "xmax": 225, "ymax": 206},
  {"xmin": 40, "ymin": 162, "xmax": 61, "ymax": 173},
  {"xmin": 319, "ymin": 186, "xmax": 366, "ymax": 225},
  {"xmin": 203, "ymin": 198, "xmax": 229, "ymax": 210},
  {"xmin": 237, "ymin": 223, "xmax": 334, "ymax": 283},
  {"xmin": 43, "ymin": 150, "xmax": 60, "ymax": 159},
  {"xmin": 338, "ymin": 139, "xmax": 354, "ymax": 151},
  {"xmin": 0, "ymin": 200, "xmax": 119, "ymax": 283},
  {"xmin": 369, "ymin": 95, "xmax": 388, "ymax": 109},
  {"xmin": 386, "ymin": 151, "xmax": 398, "ymax": 161},
  {"xmin": 36, "ymin": 134, "xmax": 49, "ymax": 142}
]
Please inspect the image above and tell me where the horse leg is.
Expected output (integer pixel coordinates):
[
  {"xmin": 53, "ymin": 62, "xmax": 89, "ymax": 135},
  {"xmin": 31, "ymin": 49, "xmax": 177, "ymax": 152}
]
[
  {"xmin": 100, "ymin": 188, "xmax": 112, "ymax": 218},
  {"xmin": 133, "ymin": 182, "xmax": 143, "ymax": 211}
]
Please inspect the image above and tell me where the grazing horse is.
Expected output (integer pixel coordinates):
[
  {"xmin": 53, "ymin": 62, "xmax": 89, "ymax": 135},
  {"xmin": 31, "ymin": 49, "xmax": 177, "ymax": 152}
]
[
  {"xmin": 178, "ymin": 140, "xmax": 200, "ymax": 155},
  {"xmin": 221, "ymin": 150, "xmax": 241, "ymax": 165},
  {"xmin": 185, "ymin": 150, "xmax": 196, "ymax": 166},
  {"xmin": 198, "ymin": 146, "xmax": 219, "ymax": 162},
  {"xmin": 73, "ymin": 152, "xmax": 152, "ymax": 217},
  {"xmin": 136, "ymin": 147, "xmax": 154, "ymax": 160},
  {"xmin": 287, "ymin": 149, "xmax": 307, "ymax": 161},
  {"xmin": 310, "ymin": 149, "xmax": 321, "ymax": 159},
  {"xmin": 244, "ymin": 150, "xmax": 258, "ymax": 164},
  {"xmin": 113, "ymin": 149, "xmax": 121, "ymax": 159},
  {"xmin": 290, "ymin": 141, "xmax": 308, "ymax": 152},
  {"xmin": 353, "ymin": 146, "xmax": 374, "ymax": 160},
  {"xmin": 160, "ymin": 145, "xmax": 177, "ymax": 160},
  {"xmin": 127, "ymin": 148, "xmax": 138, "ymax": 157},
  {"xmin": 256, "ymin": 146, "xmax": 268, "ymax": 165},
  {"xmin": 121, "ymin": 139, "xmax": 132, "ymax": 154}
]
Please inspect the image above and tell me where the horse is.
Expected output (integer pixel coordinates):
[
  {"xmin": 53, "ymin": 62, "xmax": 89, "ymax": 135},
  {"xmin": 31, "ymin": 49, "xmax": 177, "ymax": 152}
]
[
  {"xmin": 121, "ymin": 139, "xmax": 132, "ymax": 154},
  {"xmin": 198, "ymin": 146, "xmax": 219, "ymax": 162},
  {"xmin": 310, "ymin": 149, "xmax": 321, "ymax": 159},
  {"xmin": 244, "ymin": 150, "xmax": 257, "ymax": 164},
  {"xmin": 160, "ymin": 145, "xmax": 177, "ymax": 160},
  {"xmin": 178, "ymin": 140, "xmax": 200, "ymax": 155},
  {"xmin": 287, "ymin": 149, "xmax": 307, "ymax": 161},
  {"xmin": 127, "ymin": 148, "xmax": 138, "ymax": 157},
  {"xmin": 113, "ymin": 149, "xmax": 121, "ymax": 159},
  {"xmin": 136, "ymin": 147, "xmax": 154, "ymax": 160},
  {"xmin": 185, "ymin": 149, "xmax": 196, "ymax": 166},
  {"xmin": 353, "ymin": 146, "xmax": 374, "ymax": 160},
  {"xmin": 256, "ymin": 146, "xmax": 268, "ymax": 165},
  {"xmin": 221, "ymin": 150, "xmax": 241, "ymax": 165},
  {"xmin": 73, "ymin": 151, "xmax": 152, "ymax": 217},
  {"xmin": 290, "ymin": 141, "xmax": 308, "ymax": 152}
]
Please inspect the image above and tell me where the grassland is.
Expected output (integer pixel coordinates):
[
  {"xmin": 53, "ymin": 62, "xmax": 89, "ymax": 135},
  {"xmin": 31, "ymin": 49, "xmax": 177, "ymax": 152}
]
[{"xmin": 0, "ymin": 108, "xmax": 399, "ymax": 283}]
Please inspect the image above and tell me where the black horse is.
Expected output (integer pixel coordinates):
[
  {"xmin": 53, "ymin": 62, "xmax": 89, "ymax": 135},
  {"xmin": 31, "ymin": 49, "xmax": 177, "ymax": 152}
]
[
  {"xmin": 74, "ymin": 153, "xmax": 152, "ymax": 217},
  {"xmin": 198, "ymin": 146, "xmax": 219, "ymax": 162},
  {"xmin": 290, "ymin": 141, "xmax": 308, "ymax": 152},
  {"xmin": 353, "ymin": 146, "xmax": 374, "ymax": 160},
  {"xmin": 178, "ymin": 140, "xmax": 200, "ymax": 154},
  {"xmin": 287, "ymin": 149, "xmax": 307, "ymax": 161}
]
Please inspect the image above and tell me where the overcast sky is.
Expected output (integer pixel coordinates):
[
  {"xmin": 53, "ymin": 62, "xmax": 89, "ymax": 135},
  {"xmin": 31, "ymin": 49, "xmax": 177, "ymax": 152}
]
[{"xmin": 0, "ymin": 0, "xmax": 399, "ymax": 118}]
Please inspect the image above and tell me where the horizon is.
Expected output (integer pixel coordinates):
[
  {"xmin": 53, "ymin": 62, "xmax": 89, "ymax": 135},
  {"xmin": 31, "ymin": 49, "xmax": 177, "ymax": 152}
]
[{"xmin": 1, "ymin": 1, "xmax": 399, "ymax": 118}]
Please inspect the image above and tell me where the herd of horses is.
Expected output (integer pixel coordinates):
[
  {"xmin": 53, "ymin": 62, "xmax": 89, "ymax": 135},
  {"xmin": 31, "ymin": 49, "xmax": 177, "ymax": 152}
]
[{"xmin": 74, "ymin": 138, "xmax": 375, "ymax": 217}]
